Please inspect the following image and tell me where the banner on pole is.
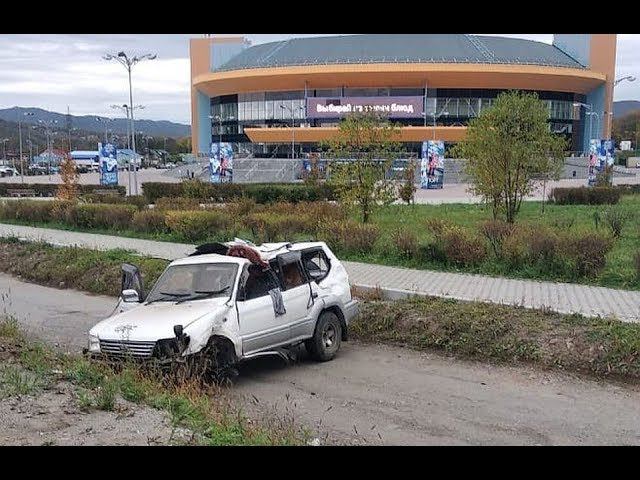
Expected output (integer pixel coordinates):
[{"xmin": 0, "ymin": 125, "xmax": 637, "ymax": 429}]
[
  {"xmin": 98, "ymin": 142, "xmax": 118, "ymax": 186},
  {"xmin": 420, "ymin": 140, "xmax": 445, "ymax": 189},
  {"xmin": 587, "ymin": 139, "xmax": 615, "ymax": 187},
  {"xmin": 210, "ymin": 142, "xmax": 233, "ymax": 183}
]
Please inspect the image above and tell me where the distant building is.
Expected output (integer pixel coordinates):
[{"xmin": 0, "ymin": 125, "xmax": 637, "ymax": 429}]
[
  {"xmin": 33, "ymin": 148, "xmax": 67, "ymax": 166},
  {"xmin": 70, "ymin": 150, "xmax": 99, "ymax": 169},
  {"xmin": 191, "ymin": 34, "xmax": 617, "ymax": 157}
]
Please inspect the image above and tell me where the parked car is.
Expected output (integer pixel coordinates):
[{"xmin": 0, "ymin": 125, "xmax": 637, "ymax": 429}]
[
  {"xmin": 86, "ymin": 240, "xmax": 358, "ymax": 381},
  {"xmin": 0, "ymin": 166, "xmax": 18, "ymax": 177}
]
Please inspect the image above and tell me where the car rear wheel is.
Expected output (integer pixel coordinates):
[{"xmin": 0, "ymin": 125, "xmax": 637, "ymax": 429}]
[{"xmin": 306, "ymin": 311, "xmax": 342, "ymax": 362}]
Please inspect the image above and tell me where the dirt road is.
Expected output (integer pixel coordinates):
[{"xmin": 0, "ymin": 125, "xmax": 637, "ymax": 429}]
[{"xmin": 2, "ymin": 272, "xmax": 640, "ymax": 445}]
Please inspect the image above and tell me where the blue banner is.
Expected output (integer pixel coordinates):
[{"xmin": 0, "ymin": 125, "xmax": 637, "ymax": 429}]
[
  {"xmin": 210, "ymin": 142, "xmax": 233, "ymax": 183},
  {"xmin": 420, "ymin": 140, "xmax": 445, "ymax": 189},
  {"xmin": 99, "ymin": 143, "xmax": 118, "ymax": 186},
  {"xmin": 587, "ymin": 139, "xmax": 615, "ymax": 187}
]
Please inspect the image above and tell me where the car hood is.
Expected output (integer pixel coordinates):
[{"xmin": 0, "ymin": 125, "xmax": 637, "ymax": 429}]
[{"xmin": 90, "ymin": 297, "xmax": 231, "ymax": 342}]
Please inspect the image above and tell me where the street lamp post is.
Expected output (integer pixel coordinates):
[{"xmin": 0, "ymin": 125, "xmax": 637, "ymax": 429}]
[
  {"xmin": 18, "ymin": 112, "xmax": 34, "ymax": 183},
  {"xmin": 37, "ymin": 119, "xmax": 58, "ymax": 179},
  {"xmin": 280, "ymin": 104, "xmax": 305, "ymax": 159},
  {"xmin": 1, "ymin": 139, "xmax": 8, "ymax": 163},
  {"xmin": 103, "ymin": 51, "xmax": 156, "ymax": 195}
]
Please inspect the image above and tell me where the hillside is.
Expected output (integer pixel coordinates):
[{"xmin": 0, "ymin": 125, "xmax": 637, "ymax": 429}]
[
  {"xmin": 613, "ymin": 101, "xmax": 640, "ymax": 118},
  {"xmin": 0, "ymin": 107, "xmax": 190, "ymax": 139}
]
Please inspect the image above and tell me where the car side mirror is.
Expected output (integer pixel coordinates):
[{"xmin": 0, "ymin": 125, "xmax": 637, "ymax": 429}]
[
  {"xmin": 121, "ymin": 263, "xmax": 145, "ymax": 301},
  {"xmin": 122, "ymin": 289, "xmax": 140, "ymax": 303}
]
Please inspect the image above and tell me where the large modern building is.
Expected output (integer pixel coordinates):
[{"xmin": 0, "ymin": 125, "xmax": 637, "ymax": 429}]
[{"xmin": 190, "ymin": 34, "xmax": 617, "ymax": 158}]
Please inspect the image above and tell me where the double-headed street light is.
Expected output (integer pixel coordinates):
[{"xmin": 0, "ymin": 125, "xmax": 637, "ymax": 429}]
[
  {"xmin": 614, "ymin": 76, "xmax": 636, "ymax": 87},
  {"xmin": 95, "ymin": 117, "xmax": 115, "ymax": 144},
  {"xmin": 37, "ymin": 119, "xmax": 58, "ymax": 178},
  {"xmin": 279, "ymin": 104, "xmax": 305, "ymax": 159},
  {"xmin": 111, "ymin": 104, "xmax": 145, "ymax": 150},
  {"xmin": 103, "ymin": 51, "xmax": 156, "ymax": 195}
]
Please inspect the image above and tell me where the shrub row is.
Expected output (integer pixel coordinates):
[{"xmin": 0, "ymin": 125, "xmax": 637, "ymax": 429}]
[
  {"xmin": 142, "ymin": 180, "xmax": 336, "ymax": 204},
  {"xmin": 80, "ymin": 194, "xmax": 147, "ymax": 209},
  {"xmin": 549, "ymin": 187, "xmax": 621, "ymax": 205},
  {"xmin": 0, "ymin": 183, "xmax": 125, "ymax": 198},
  {"xmin": 0, "ymin": 198, "xmax": 619, "ymax": 281}
]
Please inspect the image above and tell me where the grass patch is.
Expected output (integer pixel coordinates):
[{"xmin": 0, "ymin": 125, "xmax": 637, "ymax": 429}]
[
  {"xmin": 352, "ymin": 295, "xmax": 640, "ymax": 381},
  {"xmin": 0, "ymin": 364, "xmax": 44, "ymax": 398},
  {"xmin": 1, "ymin": 194, "xmax": 639, "ymax": 290},
  {"xmin": 0, "ymin": 238, "xmax": 169, "ymax": 297},
  {"xmin": 0, "ymin": 315, "xmax": 306, "ymax": 445}
]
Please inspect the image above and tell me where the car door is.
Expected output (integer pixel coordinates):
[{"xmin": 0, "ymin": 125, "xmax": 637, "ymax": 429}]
[
  {"xmin": 111, "ymin": 263, "xmax": 146, "ymax": 316},
  {"xmin": 237, "ymin": 264, "xmax": 289, "ymax": 355},
  {"xmin": 274, "ymin": 251, "xmax": 317, "ymax": 342}
]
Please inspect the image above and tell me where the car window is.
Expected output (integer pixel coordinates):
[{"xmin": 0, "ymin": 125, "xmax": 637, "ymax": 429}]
[
  {"xmin": 243, "ymin": 265, "xmax": 279, "ymax": 301},
  {"xmin": 302, "ymin": 249, "xmax": 330, "ymax": 283},
  {"xmin": 280, "ymin": 262, "xmax": 306, "ymax": 290},
  {"xmin": 145, "ymin": 263, "xmax": 238, "ymax": 303}
]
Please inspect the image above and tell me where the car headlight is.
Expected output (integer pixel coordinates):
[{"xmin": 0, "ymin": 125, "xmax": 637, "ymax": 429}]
[{"xmin": 88, "ymin": 334, "xmax": 100, "ymax": 353}]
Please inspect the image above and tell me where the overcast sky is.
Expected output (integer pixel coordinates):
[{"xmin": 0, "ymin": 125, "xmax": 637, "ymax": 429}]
[{"xmin": 0, "ymin": 34, "xmax": 637, "ymax": 125}]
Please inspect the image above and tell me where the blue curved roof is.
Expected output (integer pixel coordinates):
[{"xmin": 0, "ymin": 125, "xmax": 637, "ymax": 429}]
[{"xmin": 216, "ymin": 34, "xmax": 584, "ymax": 72}]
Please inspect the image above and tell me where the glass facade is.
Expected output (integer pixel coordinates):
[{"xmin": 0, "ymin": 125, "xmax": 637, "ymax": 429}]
[{"xmin": 210, "ymin": 87, "xmax": 584, "ymax": 157}]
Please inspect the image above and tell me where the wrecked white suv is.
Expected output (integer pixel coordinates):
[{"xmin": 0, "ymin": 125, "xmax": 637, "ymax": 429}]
[{"xmin": 86, "ymin": 240, "xmax": 358, "ymax": 379}]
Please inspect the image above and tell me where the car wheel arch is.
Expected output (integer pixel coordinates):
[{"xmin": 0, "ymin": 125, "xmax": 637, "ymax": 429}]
[{"xmin": 317, "ymin": 305, "xmax": 348, "ymax": 341}]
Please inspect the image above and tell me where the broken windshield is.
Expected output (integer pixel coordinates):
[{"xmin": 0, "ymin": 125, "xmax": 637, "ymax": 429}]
[{"xmin": 145, "ymin": 263, "xmax": 238, "ymax": 304}]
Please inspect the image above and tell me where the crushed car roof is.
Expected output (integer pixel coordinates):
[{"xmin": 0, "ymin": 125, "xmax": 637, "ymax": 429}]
[{"xmin": 180, "ymin": 239, "xmax": 328, "ymax": 265}]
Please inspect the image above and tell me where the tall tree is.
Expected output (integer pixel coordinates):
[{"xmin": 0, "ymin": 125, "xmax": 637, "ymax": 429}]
[
  {"xmin": 452, "ymin": 91, "xmax": 566, "ymax": 223},
  {"xmin": 56, "ymin": 153, "xmax": 79, "ymax": 201},
  {"xmin": 323, "ymin": 112, "xmax": 400, "ymax": 223}
]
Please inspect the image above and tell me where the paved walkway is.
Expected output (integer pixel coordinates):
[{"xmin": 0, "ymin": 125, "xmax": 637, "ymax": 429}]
[{"xmin": 1, "ymin": 222, "xmax": 639, "ymax": 322}]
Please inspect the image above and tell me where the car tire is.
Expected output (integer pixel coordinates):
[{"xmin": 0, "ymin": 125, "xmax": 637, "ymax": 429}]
[{"xmin": 306, "ymin": 311, "xmax": 342, "ymax": 362}]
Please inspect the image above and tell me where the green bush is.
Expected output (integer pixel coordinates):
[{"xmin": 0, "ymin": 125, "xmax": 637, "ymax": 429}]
[
  {"xmin": 550, "ymin": 187, "xmax": 621, "ymax": 205},
  {"xmin": 440, "ymin": 226, "xmax": 487, "ymax": 267},
  {"xmin": 479, "ymin": 219, "xmax": 514, "ymax": 258},
  {"xmin": 142, "ymin": 182, "xmax": 183, "ymax": 203},
  {"xmin": 164, "ymin": 210, "xmax": 232, "ymax": 241},
  {"xmin": 0, "ymin": 200, "xmax": 54, "ymax": 223},
  {"xmin": 242, "ymin": 212, "xmax": 315, "ymax": 242},
  {"xmin": 72, "ymin": 204, "xmax": 137, "ymax": 230},
  {"xmin": 14, "ymin": 201, "xmax": 54, "ymax": 223},
  {"xmin": 319, "ymin": 221, "xmax": 379, "ymax": 254},
  {"xmin": 561, "ymin": 232, "xmax": 613, "ymax": 278},
  {"xmin": 391, "ymin": 229, "xmax": 419, "ymax": 258},
  {"xmin": 635, "ymin": 252, "xmax": 640, "ymax": 280},
  {"xmin": 601, "ymin": 207, "xmax": 631, "ymax": 238},
  {"xmin": 131, "ymin": 209, "xmax": 168, "ymax": 234},
  {"xmin": 0, "ymin": 183, "xmax": 124, "ymax": 198},
  {"xmin": 155, "ymin": 197, "xmax": 201, "ymax": 211},
  {"xmin": 142, "ymin": 181, "xmax": 336, "ymax": 204},
  {"xmin": 80, "ymin": 194, "xmax": 147, "ymax": 209}
]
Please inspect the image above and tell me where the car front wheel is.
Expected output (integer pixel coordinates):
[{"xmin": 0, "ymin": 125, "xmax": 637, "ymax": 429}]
[{"xmin": 306, "ymin": 311, "xmax": 342, "ymax": 362}]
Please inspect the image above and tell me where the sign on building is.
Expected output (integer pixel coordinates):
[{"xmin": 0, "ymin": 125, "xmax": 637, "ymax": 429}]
[
  {"xmin": 420, "ymin": 140, "xmax": 445, "ymax": 189},
  {"xmin": 620, "ymin": 140, "xmax": 632, "ymax": 151},
  {"xmin": 98, "ymin": 143, "xmax": 118, "ymax": 186},
  {"xmin": 210, "ymin": 142, "xmax": 233, "ymax": 183},
  {"xmin": 306, "ymin": 96, "xmax": 424, "ymax": 119}
]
